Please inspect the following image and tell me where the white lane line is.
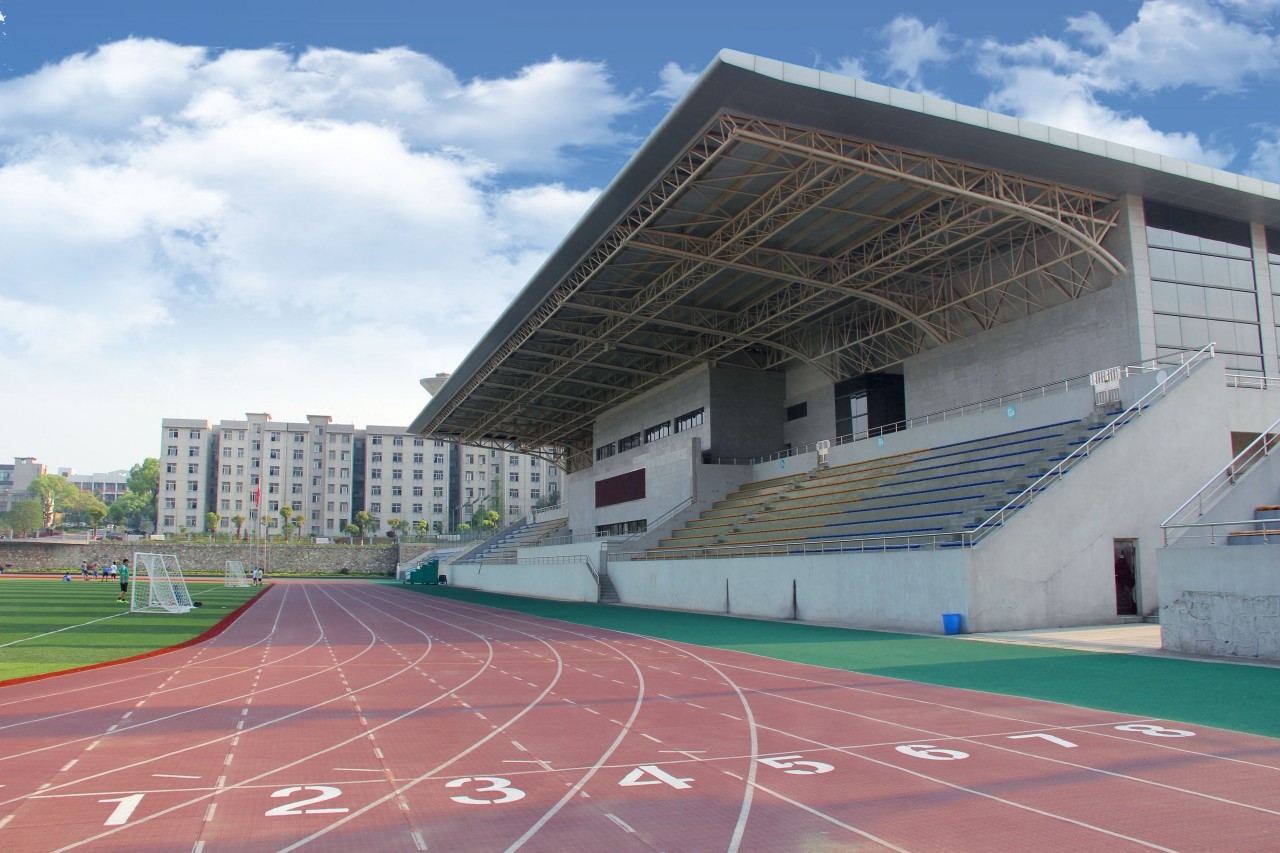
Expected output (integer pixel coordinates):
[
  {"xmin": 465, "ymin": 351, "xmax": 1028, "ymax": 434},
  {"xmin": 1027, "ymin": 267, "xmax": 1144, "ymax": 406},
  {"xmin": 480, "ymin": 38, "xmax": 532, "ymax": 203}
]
[
  {"xmin": 641, "ymin": 733, "xmax": 662, "ymax": 743},
  {"xmin": 0, "ymin": 612, "xmax": 129, "ymax": 647},
  {"xmin": 333, "ymin": 768, "xmax": 383, "ymax": 773},
  {"xmin": 605, "ymin": 813, "xmax": 636, "ymax": 833},
  {"xmin": 59, "ymin": 760, "xmax": 77, "ymax": 772},
  {"xmin": 153, "ymin": 774, "xmax": 202, "ymax": 779},
  {"xmin": 203, "ymin": 803, "xmax": 216, "ymax": 822}
]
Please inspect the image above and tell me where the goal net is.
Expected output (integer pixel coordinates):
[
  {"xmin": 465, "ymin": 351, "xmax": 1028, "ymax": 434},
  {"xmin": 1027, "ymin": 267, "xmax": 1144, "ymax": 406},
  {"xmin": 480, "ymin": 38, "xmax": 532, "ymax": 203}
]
[
  {"xmin": 131, "ymin": 552, "xmax": 194, "ymax": 614},
  {"xmin": 224, "ymin": 559, "xmax": 249, "ymax": 588}
]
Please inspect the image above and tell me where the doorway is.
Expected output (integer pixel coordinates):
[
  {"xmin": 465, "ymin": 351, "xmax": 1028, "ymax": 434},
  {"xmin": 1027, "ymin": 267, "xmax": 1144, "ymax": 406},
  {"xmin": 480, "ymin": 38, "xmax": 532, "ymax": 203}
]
[{"xmin": 1113, "ymin": 539, "xmax": 1138, "ymax": 616}]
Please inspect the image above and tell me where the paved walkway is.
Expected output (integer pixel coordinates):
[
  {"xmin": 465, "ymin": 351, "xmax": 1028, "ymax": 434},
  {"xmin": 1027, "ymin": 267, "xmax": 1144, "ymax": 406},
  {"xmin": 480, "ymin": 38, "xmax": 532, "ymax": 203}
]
[{"xmin": 968, "ymin": 623, "xmax": 1164, "ymax": 654}]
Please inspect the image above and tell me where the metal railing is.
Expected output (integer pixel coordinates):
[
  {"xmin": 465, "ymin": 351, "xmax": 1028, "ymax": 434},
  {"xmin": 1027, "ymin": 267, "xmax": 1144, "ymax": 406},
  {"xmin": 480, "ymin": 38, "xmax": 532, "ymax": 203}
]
[
  {"xmin": 620, "ymin": 531, "xmax": 964, "ymax": 561},
  {"xmin": 1157, "ymin": 521, "xmax": 1278, "ymax": 547},
  {"xmin": 1161, "ymin": 413, "xmax": 1280, "ymax": 545},
  {"xmin": 616, "ymin": 344, "xmax": 1218, "ymax": 562},
  {"xmin": 702, "ymin": 348, "xmax": 1217, "ymax": 467},
  {"xmin": 616, "ymin": 497, "xmax": 695, "ymax": 547},
  {"xmin": 967, "ymin": 343, "xmax": 1216, "ymax": 545},
  {"xmin": 1226, "ymin": 373, "xmax": 1280, "ymax": 390}
]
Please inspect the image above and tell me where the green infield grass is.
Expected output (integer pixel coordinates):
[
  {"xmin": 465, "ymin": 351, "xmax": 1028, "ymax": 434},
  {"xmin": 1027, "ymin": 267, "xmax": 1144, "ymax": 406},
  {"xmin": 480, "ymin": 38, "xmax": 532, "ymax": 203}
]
[{"xmin": 0, "ymin": 577, "xmax": 263, "ymax": 682}]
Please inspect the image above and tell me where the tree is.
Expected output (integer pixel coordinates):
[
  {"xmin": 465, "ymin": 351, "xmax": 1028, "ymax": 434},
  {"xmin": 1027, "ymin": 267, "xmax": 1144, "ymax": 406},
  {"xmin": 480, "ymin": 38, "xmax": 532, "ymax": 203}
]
[
  {"xmin": 413, "ymin": 519, "xmax": 428, "ymax": 539},
  {"xmin": 205, "ymin": 511, "xmax": 221, "ymax": 537},
  {"xmin": 126, "ymin": 458, "xmax": 160, "ymax": 529},
  {"xmin": 432, "ymin": 520, "xmax": 443, "ymax": 535},
  {"xmin": 232, "ymin": 514, "xmax": 246, "ymax": 539},
  {"xmin": 353, "ymin": 510, "xmax": 372, "ymax": 541},
  {"xmin": 110, "ymin": 491, "xmax": 151, "ymax": 532},
  {"xmin": 472, "ymin": 507, "xmax": 499, "ymax": 533},
  {"xmin": 344, "ymin": 522, "xmax": 360, "ymax": 542},
  {"xmin": 4, "ymin": 500, "xmax": 44, "ymax": 536},
  {"xmin": 279, "ymin": 506, "xmax": 294, "ymax": 541},
  {"xmin": 29, "ymin": 474, "xmax": 79, "ymax": 530},
  {"xmin": 387, "ymin": 517, "xmax": 402, "ymax": 540},
  {"xmin": 534, "ymin": 489, "xmax": 561, "ymax": 509},
  {"xmin": 64, "ymin": 490, "xmax": 109, "ymax": 534}
]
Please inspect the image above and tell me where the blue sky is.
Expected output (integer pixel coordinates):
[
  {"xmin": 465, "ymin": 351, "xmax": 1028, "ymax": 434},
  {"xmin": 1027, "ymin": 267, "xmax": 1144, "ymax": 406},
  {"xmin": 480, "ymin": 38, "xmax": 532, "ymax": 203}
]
[{"xmin": 2, "ymin": 0, "xmax": 1279, "ymax": 473}]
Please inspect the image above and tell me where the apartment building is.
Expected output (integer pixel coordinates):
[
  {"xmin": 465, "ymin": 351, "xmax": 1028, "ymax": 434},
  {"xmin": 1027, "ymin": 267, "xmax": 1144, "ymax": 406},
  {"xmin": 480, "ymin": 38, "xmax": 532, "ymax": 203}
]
[
  {"xmin": 0, "ymin": 457, "xmax": 46, "ymax": 513},
  {"xmin": 60, "ymin": 468, "xmax": 130, "ymax": 505},
  {"xmin": 158, "ymin": 415, "xmax": 562, "ymax": 537}
]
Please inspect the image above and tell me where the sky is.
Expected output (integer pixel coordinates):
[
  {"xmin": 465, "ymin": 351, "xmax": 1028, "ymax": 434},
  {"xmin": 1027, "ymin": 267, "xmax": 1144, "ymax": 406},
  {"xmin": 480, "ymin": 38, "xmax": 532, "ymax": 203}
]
[{"xmin": 2, "ymin": 0, "xmax": 1280, "ymax": 474}]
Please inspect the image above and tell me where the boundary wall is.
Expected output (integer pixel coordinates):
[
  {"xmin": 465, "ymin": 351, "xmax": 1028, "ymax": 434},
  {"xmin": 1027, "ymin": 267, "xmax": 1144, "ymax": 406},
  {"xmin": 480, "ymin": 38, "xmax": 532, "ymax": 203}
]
[{"xmin": 1158, "ymin": 548, "xmax": 1280, "ymax": 660}]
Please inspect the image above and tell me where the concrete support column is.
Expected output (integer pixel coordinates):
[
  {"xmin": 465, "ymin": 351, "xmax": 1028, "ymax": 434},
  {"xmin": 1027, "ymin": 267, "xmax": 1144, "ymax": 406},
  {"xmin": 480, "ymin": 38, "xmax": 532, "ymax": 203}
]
[
  {"xmin": 1251, "ymin": 222, "xmax": 1277, "ymax": 376},
  {"xmin": 1119, "ymin": 195, "xmax": 1157, "ymax": 364}
]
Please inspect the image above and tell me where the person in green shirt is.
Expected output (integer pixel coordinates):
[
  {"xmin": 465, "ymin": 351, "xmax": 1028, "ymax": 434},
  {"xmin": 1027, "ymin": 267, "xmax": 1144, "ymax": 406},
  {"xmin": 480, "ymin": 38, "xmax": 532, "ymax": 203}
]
[{"xmin": 116, "ymin": 559, "xmax": 130, "ymax": 603}]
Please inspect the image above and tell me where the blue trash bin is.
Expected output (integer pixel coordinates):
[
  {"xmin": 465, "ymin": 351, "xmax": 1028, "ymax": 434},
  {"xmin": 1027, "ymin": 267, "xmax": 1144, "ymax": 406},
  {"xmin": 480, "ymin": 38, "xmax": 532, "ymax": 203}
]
[{"xmin": 942, "ymin": 613, "xmax": 963, "ymax": 635}]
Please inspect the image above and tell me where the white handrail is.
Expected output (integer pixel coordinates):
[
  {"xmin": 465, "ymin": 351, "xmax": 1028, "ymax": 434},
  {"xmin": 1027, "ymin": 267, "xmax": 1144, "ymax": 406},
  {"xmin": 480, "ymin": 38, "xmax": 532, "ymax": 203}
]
[
  {"xmin": 967, "ymin": 343, "xmax": 1217, "ymax": 545},
  {"xmin": 1160, "ymin": 413, "xmax": 1280, "ymax": 544}
]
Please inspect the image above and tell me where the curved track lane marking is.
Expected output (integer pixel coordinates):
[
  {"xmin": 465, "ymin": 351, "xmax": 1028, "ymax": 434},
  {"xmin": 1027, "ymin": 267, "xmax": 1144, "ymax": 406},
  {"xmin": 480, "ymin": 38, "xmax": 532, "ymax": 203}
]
[
  {"xmin": 380, "ymin": 590, "xmax": 762, "ymax": 853},
  {"xmin": 304, "ymin": 584, "xmax": 650, "ymax": 853},
  {"xmin": 41, "ymin": 583, "xmax": 520, "ymax": 850}
]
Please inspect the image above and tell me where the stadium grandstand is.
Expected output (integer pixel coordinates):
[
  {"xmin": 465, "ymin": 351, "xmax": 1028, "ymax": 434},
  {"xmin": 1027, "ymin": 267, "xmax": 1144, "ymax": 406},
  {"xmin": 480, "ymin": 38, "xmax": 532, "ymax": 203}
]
[{"xmin": 409, "ymin": 50, "xmax": 1280, "ymax": 645}]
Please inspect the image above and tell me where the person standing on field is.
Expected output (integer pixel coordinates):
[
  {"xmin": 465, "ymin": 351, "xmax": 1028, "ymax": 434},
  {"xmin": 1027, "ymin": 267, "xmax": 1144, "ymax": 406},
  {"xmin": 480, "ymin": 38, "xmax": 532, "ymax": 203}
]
[{"xmin": 116, "ymin": 560, "xmax": 130, "ymax": 603}]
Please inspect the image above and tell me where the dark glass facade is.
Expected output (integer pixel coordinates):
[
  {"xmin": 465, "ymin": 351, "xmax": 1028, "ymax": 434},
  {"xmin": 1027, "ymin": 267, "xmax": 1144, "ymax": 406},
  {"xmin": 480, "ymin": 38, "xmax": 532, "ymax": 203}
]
[{"xmin": 1146, "ymin": 201, "xmax": 1263, "ymax": 373}]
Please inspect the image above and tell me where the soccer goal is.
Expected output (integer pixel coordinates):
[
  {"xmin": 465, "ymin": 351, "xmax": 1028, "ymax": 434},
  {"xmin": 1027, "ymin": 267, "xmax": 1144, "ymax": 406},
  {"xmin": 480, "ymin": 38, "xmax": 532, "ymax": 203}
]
[
  {"xmin": 224, "ymin": 559, "xmax": 249, "ymax": 588},
  {"xmin": 131, "ymin": 552, "xmax": 194, "ymax": 614}
]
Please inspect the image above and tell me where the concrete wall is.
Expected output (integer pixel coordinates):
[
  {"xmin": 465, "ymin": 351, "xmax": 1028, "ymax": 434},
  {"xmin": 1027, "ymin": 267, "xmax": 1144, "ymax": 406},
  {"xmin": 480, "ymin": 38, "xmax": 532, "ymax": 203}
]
[
  {"xmin": 0, "ymin": 540, "xmax": 399, "ymax": 575},
  {"xmin": 902, "ymin": 284, "xmax": 1139, "ymax": 418},
  {"xmin": 782, "ymin": 362, "xmax": 839, "ymax": 451},
  {"xmin": 446, "ymin": 560, "xmax": 599, "ymax": 602},
  {"xmin": 1157, "ymin": 547, "xmax": 1280, "ymax": 660},
  {"xmin": 1226, "ymin": 387, "xmax": 1280, "ymax": 435},
  {"xmin": 966, "ymin": 357, "xmax": 1234, "ymax": 631},
  {"xmin": 1165, "ymin": 450, "xmax": 1280, "ymax": 542},
  {"xmin": 606, "ymin": 548, "xmax": 969, "ymax": 632}
]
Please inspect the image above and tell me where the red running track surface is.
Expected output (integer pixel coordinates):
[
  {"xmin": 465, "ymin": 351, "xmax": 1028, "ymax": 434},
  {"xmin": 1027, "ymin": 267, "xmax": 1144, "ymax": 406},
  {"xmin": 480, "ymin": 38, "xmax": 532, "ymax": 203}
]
[{"xmin": 1, "ymin": 580, "xmax": 1278, "ymax": 852}]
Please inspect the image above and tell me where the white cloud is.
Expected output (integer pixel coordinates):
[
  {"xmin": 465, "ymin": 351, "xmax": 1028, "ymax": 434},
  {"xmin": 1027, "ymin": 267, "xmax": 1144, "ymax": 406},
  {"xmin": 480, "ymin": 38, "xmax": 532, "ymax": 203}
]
[
  {"xmin": 880, "ymin": 16, "xmax": 951, "ymax": 92},
  {"xmin": 1248, "ymin": 126, "xmax": 1280, "ymax": 181},
  {"xmin": 1064, "ymin": 1, "xmax": 1280, "ymax": 95},
  {"xmin": 654, "ymin": 61, "xmax": 700, "ymax": 101},
  {"xmin": 972, "ymin": 0, "xmax": 1280, "ymax": 167},
  {"xmin": 832, "ymin": 57, "xmax": 868, "ymax": 80},
  {"xmin": 979, "ymin": 63, "xmax": 1233, "ymax": 166},
  {"xmin": 0, "ymin": 39, "xmax": 623, "ymax": 471}
]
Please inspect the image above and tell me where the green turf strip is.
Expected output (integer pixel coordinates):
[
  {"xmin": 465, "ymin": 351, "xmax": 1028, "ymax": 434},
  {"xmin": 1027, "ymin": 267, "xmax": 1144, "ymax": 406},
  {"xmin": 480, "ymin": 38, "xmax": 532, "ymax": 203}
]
[
  {"xmin": 0, "ymin": 578, "xmax": 262, "ymax": 681},
  {"xmin": 393, "ymin": 582, "xmax": 1280, "ymax": 739}
]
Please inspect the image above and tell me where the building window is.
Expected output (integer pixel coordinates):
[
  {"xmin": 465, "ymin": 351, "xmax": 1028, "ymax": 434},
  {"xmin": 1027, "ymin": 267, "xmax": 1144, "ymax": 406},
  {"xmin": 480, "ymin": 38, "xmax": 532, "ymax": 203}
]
[
  {"xmin": 596, "ymin": 443, "xmax": 615, "ymax": 461},
  {"xmin": 786, "ymin": 402, "xmax": 808, "ymax": 421},
  {"xmin": 391, "ymin": 503, "xmax": 402, "ymax": 514},
  {"xmin": 509, "ymin": 456, "xmax": 519, "ymax": 466},
  {"xmin": 166, "ymin": 462, "xmax": 178, "ymax": 473},
  {"xmin": 645, "ymin": 421, "xmax": 671, "ymax": 443},
  {"xmin": 370, "ymin": 502, "xmax": 381, "ymax": 513},
  {"xmin": 164, "ymin": 480, "xmax": 177, "ymax": 492},
  {"xmin": 531, "ymin": 472, "xmax": 541, "ymax": 483},
  {"xmin": 188, "ymin": 463, "xmax": 199, "ymax": 474},
  {"xmin": 186, "ymin": 498, "xmax": 199, "ymax": 509},
  {"xmin": 434, "ymin": 471, "xmax": 444, "ymax": 481},
  {"xmin": 164, "ymin": 497, "xmax": 176, "ymax": 509},
  {"xmin": 167, "ymin": 428, "xmax": 179, "ymax": 439},
  {"xmin": 618, "ymin": 432, "xmax": 642, "ymax": 452},
  {"xmin": 188, "ymin": 481, "xmax": 200, "ymax": 492},
  {"xmin": 508, "ymin": 489, "xmax": 519, "ymax": 500},
  {"xmin": 391, "ymin": 486, "xmax": 402, "ymax": 496},
  {"xmin": 675, "ymin": 408, "xmax": 705, "ymax": 432},
  {"xmin": 392, "ymin": 452, "xmax": 403, "ymax": 463},
  {"xmin": 371, "ymin": 436, "xmax": 382, "ymax": 445},
  {"xmin": 392, "ymin": 437, "xmax": 403, "ymax": 446},
  {"xmin": 370, "ymin": 469, "xmax": 382, "ymax": 479},
  {"xmin": 413, "ymin": 503, "xmax": 423, "ymax": 514},
  {"xmin": 509, "ymin": 472, "xmax": 519, "ymax": 483},
  {"xmin": 1147, "ymin": 201, "xmax": 1263, "ymax": 373},
  {"xmin": 392, "ymin": 469, "xmax": 403, "ymax": 480},
  {"xmin": 371, "ymin": 452, "xmax": 382, "ymax": 463},
  {"xmin": 414, "ymin": 486, "xmax": 424, "ymax": 497},
  {"xmin": 433, "ymin": 503, "xmax": 444, "ymax": 514},
  {"xmin": 413, "ymin": 453, "xmax": 424, "ymax": 464}
]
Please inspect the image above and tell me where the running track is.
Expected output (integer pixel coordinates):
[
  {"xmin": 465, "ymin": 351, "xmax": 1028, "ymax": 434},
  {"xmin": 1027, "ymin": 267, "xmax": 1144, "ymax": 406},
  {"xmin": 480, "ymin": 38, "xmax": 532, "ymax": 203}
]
[{"xmin": 2, "ymin": 580, "xmax": 1278, "ymax": 852}]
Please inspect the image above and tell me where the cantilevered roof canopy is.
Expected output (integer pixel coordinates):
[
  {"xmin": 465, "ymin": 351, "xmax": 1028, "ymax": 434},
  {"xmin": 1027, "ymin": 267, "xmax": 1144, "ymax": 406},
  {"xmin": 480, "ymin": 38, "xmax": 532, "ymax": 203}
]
[{"xmin": 410, "ymin": 50, "xmax": 1280, "ymax": 471}]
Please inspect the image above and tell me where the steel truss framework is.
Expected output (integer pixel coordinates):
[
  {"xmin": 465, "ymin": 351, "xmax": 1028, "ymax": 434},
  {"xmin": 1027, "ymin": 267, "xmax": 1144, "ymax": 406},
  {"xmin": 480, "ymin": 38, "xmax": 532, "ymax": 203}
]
[{"xmin": 422, "ymin": 114, "xmax": 1122, "ymax": 471}]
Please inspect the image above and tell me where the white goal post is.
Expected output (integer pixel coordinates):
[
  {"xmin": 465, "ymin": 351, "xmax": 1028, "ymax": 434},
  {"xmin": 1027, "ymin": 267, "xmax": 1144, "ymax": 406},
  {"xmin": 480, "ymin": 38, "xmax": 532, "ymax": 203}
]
[
  {"xmin": 224, "ymin": 559, "xmax": 249, "ymax": 588},
  {"xmin": 131, "ymin": 552, "xmax": 194, "ymax": 614}
]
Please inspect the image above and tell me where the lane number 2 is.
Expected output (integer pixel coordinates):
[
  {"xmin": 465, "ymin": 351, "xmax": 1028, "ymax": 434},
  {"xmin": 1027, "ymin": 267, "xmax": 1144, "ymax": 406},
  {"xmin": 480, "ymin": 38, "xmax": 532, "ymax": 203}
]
[{"xmin": 265, "ymin": 786, "xmax": 349, "ymax": 816}]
